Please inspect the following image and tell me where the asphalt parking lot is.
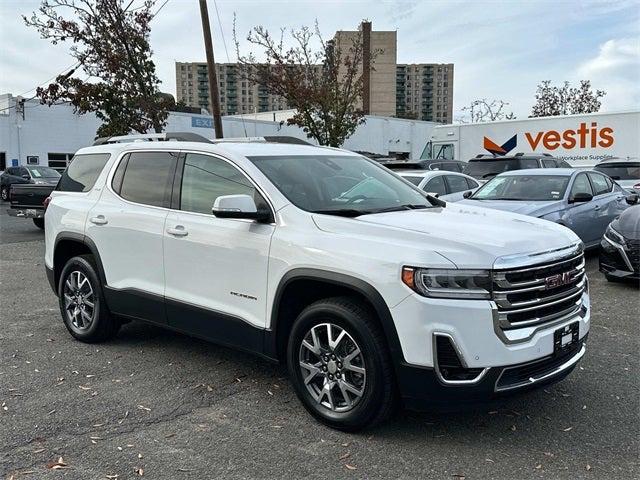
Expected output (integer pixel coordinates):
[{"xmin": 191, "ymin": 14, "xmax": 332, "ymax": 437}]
[{"xmin": 1, "ymin": 208, "xmax": 639, "ymax": 480}]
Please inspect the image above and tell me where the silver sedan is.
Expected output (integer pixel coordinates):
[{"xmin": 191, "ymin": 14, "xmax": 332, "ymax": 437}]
[{"xmin": 398, "ymin": 170, "xmax": 480, "ymax": 201}]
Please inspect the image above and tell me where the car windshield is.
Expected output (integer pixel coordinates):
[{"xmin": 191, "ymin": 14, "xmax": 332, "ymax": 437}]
[
  {"xmin": 471, "ymin": 175, "xmax": 570, "ymax": 201},
  {"xmin": 463, "ymin": 159, "xmax": 523, "ymax": 179},
  {"xmin": 593, "ymin": 163, "xmax": 640, "ymax": 180},
  {"xmin": 27, "ymin": 166, "xmax": 61, "ymax": 178},
  {"xmin": 248, "ymin": 155, "xmax": 432, "ymax": 216}
]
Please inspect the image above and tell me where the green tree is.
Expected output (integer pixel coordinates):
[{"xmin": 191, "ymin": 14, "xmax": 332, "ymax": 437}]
[
  {"xmin": 24, "ymin": 0, "xmax": 170, "ymax": 137},
  {"xmin": 234, "ymin": 19, "xmax": 372, "ymax": 147},
  {"xmin": 531, "ymin": 80, "xmax": 606, "ymax": 117}
]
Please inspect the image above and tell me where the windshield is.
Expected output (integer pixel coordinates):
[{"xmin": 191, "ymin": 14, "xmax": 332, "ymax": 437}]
[
  {"xmin": 471, "ymin": 175, "xmax": 570, "ymax": 201},
  {"xmin": 27, "ymin": 166, "xmax": 61, "ymax": 178},
  {"xmin": 248, "ymin": 155, "xmax": 431, "ymax": 215},
  {"xmin": 463, "ymin": 159, "xmax": 523, "ymax": 179},
  {"xmin": 593, "ymin": 163, "xmax": 640, "ymax": 180}
]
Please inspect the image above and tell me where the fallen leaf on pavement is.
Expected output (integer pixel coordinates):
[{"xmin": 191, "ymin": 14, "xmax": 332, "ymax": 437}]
[
  {"xmin": 586, "ymin": 464, "xmax": 592, "ymax": 471},
  {"xmin": 137, "ymin": 405, "xmax": 151, "ymax": 411},
  {"xmin": 79, "ymin": 385, "xmax": 91, "ymax": 390},
  {"xmin": 345, "ymin": 464, "xmax": 357, "ymax": 470},
  {"xmin": 134, "ymin": 467, "xmax": 144, "ymax": 476},
  {"xmin": 46, "ymin": 457, "xmax": 70, "ymax": 470},
  {"xmin": 339, "ymin": 453, "xmax": 350, "ymax": 460},
  {"xmin": 562, "ymin": 427, "xmax": 573, "ymax": 432}
]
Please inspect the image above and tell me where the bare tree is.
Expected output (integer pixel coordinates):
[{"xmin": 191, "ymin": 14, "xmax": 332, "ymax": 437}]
[
  {"xmin": 233, "ymin": 18, "xmax": 373, "ymax": 147},
  {"xmin": 530, "ymin": 80, "xmax": 605, "ymax": 117},
  {"xmin": 459, "ymin": 99, "xmax": 515, "ymax": 123}
]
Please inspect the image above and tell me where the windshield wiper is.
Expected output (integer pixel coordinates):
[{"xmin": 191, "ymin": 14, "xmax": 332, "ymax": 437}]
[
  {"xmin": 311, "ymin": 209, "xmax": 368, "ymax": 217},
  {"xmin": 369, "ymin": 204, "xmax": 430, "ymax": 214}
]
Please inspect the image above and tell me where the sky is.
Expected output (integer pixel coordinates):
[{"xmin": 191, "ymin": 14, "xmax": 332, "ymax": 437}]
[{"xmin": 1, "ymin": 0, "xmax": 638, "ymax": 120}]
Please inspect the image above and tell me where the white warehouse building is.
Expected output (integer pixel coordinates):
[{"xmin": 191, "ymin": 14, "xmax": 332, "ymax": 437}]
[{"xmin": 0, "ymin": 94, "xmax": 436, "ymax": 170}]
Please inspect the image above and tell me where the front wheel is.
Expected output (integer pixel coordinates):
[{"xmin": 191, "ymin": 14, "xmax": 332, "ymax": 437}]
[
  {"xmin": 287, "ymin": 297, "xmax": 396, "ymax": 431},
  {"xmin": 58, "ymin": 255, "xmax": 120, "ymax": 343},
  {"xmin": 33, "ymin": 218, "xmax": 45, "ymax": 229}
]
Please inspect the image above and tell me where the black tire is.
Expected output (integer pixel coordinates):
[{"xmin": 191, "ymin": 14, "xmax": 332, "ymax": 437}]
[
  {"xmin": 287, "ymin": 296, "xmax": 397, "ymax": 431},
  {"xmin": 33, "ymin": 218, "xmax": 45, "ymax": 230},
  {"xmin": 58, "ymin": 254, "xmax": 120, "ymax": 343},
  {"xmin": 0, "ymin": 186, "xmax": 8, "ymax": 202}
]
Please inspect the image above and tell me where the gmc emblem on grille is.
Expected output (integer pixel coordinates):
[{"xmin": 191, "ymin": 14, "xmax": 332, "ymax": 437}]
[{"xmin": 545, "ymin": 272, "xmax": 572, "ymax": 289}]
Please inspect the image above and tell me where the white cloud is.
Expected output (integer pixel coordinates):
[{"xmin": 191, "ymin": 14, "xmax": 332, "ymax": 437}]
[{"xmin": 576, "ymin": 37, "xmax": 640, "ymax": 111}]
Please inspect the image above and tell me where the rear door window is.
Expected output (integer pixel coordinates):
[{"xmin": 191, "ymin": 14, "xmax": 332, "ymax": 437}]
[
  {"xmin": 57, "ymin": 153, "xmax": 111, "ymax": 192},
  {"xmin": 542, "ymin": 159, "xmax": 557, "ymax": 168},
  {"xmin": 119, "ymin": 152, "xmax": 178, "ymax": 208},
  {"xmin": 520, "ymin": 159, "xmax": 539, "ymax": 169}
]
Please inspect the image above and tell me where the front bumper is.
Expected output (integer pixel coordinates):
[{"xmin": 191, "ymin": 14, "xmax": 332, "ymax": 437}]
[
  {"xmin": 397, "ymin": 337, "xmax": 587, "ymax": 410},
  {"xmin": 599, "ymin": 238, "xmax": 640, "ymax": 280}
]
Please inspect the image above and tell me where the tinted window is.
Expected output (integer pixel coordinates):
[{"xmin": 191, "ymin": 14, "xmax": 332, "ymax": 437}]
[
  {"xmin": 27, "ymin": 166, "xmax": 60, "ymax": 178},
  {"xmin": 542, "ymin": 159, "xmax": 557, "ymax": 168},
  {"xmin": 111, "ymin": 154, "xmax": 129, "ymax": 194},
  {"xmin": 57, "ymin": 153, "xmax": 111, "ymax": 192},
  {"xmin": 180, "ymin": 153, "xmax": 258, "ymax": 214},
  {"xmin": 423, "ymin": 176, "xmax": 447, "ymax": 196},
  {"xmin": 588, "ymin": 172, "xmax": 611, "ymax": 196},
  {"xmin": 445, "ymin": 175, "xmax": 469, "ymax": 193},
  {"xmin": 557, "ymin": 160, "xmax": 572, "ymax": 168},
  {"xmin": 593, "ymin": 163, "xmax": 640, "ymax": 180},
  {"xmin": 570, "ymin": 173, "xmax": 593, "ymax": 198},
  {"xmin": 119, "ymin": 152, "xmax": 177, "ymax": 207},
  {"xmin": 440, "ymin": 162, "xmax": 463, "ymax": 173},
  {"xmin": 520, "ymin": 159, "xmax": 539, "ymax": 169},
  {"xmin": 464, "ymin": 159, "xmax": 522, "ymax": 180}
]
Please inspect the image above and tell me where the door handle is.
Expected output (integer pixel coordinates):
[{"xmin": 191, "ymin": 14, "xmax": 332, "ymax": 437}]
[
  {"xmin": 167, "ymin": 225, "xmax": 188, "ymax": 237},
  {"xmin": 593, "ymin": 205, "xmax": 600, "ymax": 211},
  {"xmin": 90, "ymin": 215, "xmax": 108, "ymax": 225}
]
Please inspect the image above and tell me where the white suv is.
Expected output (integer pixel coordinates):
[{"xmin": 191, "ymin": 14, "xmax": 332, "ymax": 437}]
[{"xmin": 44, "ymin": 134, "xmax": 590, "ymax": 430}]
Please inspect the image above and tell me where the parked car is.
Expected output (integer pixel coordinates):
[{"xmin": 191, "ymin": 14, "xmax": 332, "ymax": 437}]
[
  {"xmin": 1, "ymin": 165, "xmax": 60, "ymax": 201},
  {"xmin": 458, "ymin": 169, "xmax": 636, "ymax": 248},
  {"xmin": 397, "ymin": 170, "xmax": 480, "ymax": 201},
  {"xmin": 6, "ymin": 184, "xmax": 57, "ymax": 229},
  {"xmin": 384, "ymin": 159, "xmax": 468, "ymax": 173},
  {"xmin": 593, "ymin": 157, "xmax": 640, "ymax": 194},
  {"xmin": 599, "ymin": 205, "xmax": 640, "ymax": 282},
  {"xmin": 46, "ymin": 133, "xmax": 589, "ymax": 431},
  {"xmin": 463, "ymin": 153, "xmax": 571, "ymax": 183}
]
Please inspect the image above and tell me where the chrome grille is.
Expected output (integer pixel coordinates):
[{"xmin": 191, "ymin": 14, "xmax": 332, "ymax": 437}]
[
  {"xmin": 493, "ymin": 252, "xmax": 586, "ymax": 331},
  {"xmin": 625, "ymin": 238, "xmax": 640, "ymax": 270}
]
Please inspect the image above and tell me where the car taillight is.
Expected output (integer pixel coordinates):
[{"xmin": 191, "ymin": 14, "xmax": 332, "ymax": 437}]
[{"xmin": 43, "ymin": 196, "xmax": 51, "ymax": 211}]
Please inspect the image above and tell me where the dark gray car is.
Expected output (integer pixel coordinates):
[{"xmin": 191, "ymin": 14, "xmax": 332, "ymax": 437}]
[
  {"xmin": 599, "ymin": 205, "xmax": 640, "ymax": 282},
  {"xmin": 0, "ymin": 166, "xmax": 61, "ymax": 201}
]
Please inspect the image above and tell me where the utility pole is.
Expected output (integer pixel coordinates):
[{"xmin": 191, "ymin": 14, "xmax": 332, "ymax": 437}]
[{"xmin": 198, "ymin": 0, "xmax": 223, "ymax": 138}]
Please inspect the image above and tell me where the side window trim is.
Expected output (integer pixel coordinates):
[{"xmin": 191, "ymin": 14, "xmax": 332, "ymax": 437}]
[{"xmin": 173, "ymin": 150, "xmax": 276, "ymax": 222}]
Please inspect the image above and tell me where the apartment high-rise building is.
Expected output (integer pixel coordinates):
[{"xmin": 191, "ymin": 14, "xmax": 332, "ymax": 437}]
[
  {"xmin": 176, "ymin": 22, "xmax": 454, "ymax": 123},
  {"xmin": 175, "ymin": 63, "xmax": 289, "ymax": 116}
]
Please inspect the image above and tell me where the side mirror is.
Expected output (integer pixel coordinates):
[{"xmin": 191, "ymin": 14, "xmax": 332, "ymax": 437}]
[
  {"xmin": 212, "ymin": 194, "xmax": 270, "ymax": 222},
  {"xmin": 463, "ymin": 190, "xmax": 473, "ymax": 199},
  {"xmin": 425, "ymin": 192, "xmax": 439, "ymax": 198},
  {"xmin": 626, "ymin": 193, "xmax": 639, "ymax": 205},
  {"xmin": 569, "ymin": 192, "xmax": 593, "ymax": 203}
]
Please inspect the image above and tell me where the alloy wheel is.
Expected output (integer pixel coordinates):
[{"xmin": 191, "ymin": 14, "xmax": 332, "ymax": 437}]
[
  {"xmin": 62, "ymin": 270, "xmax": 96, "ymax": 331},
  {"xmin": 298, "ymin": 323, "xmax": 366, "ymax": 412}
]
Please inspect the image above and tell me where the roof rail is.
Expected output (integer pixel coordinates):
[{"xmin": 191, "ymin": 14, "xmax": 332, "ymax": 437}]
[
  {"xmin": 93, "ymin": 132, "xmax": 213, "ymax": 145},
  {"xmin": 513, "ymin": 152, "xmax": 553, "ymax": 157},
  {"xmin": 210, "ymin": 136, "xmax": 313, "ymax": 146}
]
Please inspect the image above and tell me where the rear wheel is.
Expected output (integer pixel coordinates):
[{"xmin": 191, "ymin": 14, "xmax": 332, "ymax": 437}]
[
  {"xmin": 58, "ymin": 255, "xmax": 120, "ymax": 343},
  {"xmin": 287, "ymin": 297, "xmax": 396, "ymax": 431},
  {"xmin": 33, "ymin": 218, "xmax": 45, "ymax": 229}
]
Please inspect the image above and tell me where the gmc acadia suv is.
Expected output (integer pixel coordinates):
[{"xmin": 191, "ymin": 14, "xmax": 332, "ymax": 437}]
[{"xmin": 44, "ymin": 134, "xmax": 590, "ymax": 430}]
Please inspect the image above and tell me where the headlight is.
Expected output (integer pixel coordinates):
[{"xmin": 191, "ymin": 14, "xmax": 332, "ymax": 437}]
[
  {"xmin": 402, "ymin": 267, "xmax": 492, "ymax": 299},
  {"xmin": 604, "ymin": 223, "xmax": 625, "ymax": 246}
]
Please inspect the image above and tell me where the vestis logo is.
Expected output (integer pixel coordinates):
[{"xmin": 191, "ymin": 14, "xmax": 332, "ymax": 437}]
[
  {"xmin": 524, "ymin": 122, "xmax": 614, "ymax": 151},
  {"xmin": 483, "ymin": 134, "xmax": 517, "ymax": 155}
]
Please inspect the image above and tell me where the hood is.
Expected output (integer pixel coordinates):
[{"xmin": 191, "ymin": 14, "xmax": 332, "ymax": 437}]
[
  {"xmin": 312, "ymin": 203, "xmax": 579, "ymax": 269},
  {"xmin": 613, "ymin": 205, "xmax": 640, "ymax": 238},
  {"xmin": 457, "ymin": 198, "xmax": 565, "ymax": 218}
]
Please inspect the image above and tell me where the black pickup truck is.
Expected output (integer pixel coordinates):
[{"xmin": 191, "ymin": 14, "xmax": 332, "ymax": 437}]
[{"xmin": 7, "ymin": 184, "xmax": 56, "ymax": 229}]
